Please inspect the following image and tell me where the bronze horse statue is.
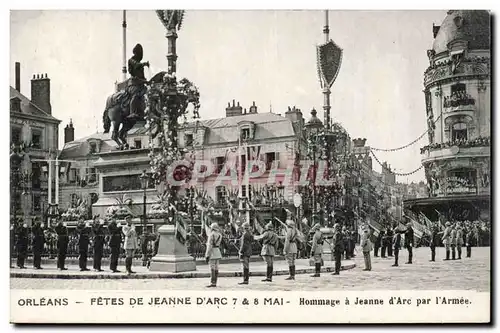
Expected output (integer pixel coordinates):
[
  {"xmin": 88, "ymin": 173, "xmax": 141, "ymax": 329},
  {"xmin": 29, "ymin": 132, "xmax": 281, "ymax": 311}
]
[{"xmin": 102, "ymin": 72, "xmax": 166, "ymax": 150}]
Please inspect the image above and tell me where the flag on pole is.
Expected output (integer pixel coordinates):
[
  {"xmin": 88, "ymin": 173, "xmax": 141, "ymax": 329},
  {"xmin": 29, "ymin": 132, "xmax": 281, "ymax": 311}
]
[
  {"xmin": 175, "ymin": 213, "xmax": 187, "ymax": 245},
  {"xmin": 434, "ymin": 209, "xmax": 445, "ymax": 230},
  {"xmin": 254, "ymin": 216, "xmax": 264, "ymax": 234}
]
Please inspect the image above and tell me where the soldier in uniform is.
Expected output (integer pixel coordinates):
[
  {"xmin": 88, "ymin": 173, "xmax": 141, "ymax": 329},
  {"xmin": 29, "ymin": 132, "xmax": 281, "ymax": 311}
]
[
  {"xmin": 54, "ymin": 219, "xmax": 69, "ymax": 270},
  {"xmin": 465, "ymin": 224, "xmax": 474, "ymax": 258},
  {"xmin": 15, "ymin": 223, "xmax": 29, "ymax": 269},
  {"xmin": 108, "ymin": 218, "xmax": 122, "ymax": 273},
  {"xmin": 360, "ymin": 226, "xmax": 373, "ymax": 271},
  {"xmin": 380, "ymin": 227, "xmax": 388, "ymax": 258},
  {"xmin": 76, "ymin": 218, "xmax": 91, "ymax": 271},
  {"xmin": 374, "ymin": 228, "xmax": 382, "ymax": 257},
  {"xmin": 429, "ymin": 223, "xmax": 440, "ymax": 262},
  {"xmin": 284, "ymin": 219, "xmax": 298, "ymax": 280},
  {"xmin": 31, "ymin": 219, "xmax": 45, "ymax": 269},
  {"xmin": 332, "ymin": 223, "xmax": 344, "ymax": 275},
  {"xmin": 404, "ymin": 220, "xmax": 414, "ymax": 264},
  {"xmin": 205, "ymin": 223, "xmax": 222, "ymax": 288},
  {"xmin": 349, "ymin": 229, "xmax": 357, "ymax": 258},
  {"xmin": 456, "ymin": 223, "xmax": 464, "ymax": 260},
  {"xmin": 442, "ymin": 222, "xmax": 452, "ymax": 260},
  {"xmin": 122, "ymin": 216, "xmax": 138, "ymax": 274},
  {"xmin": 386, "ymin": 226, "xmax": 394, "ymax": 257},
  {"xmin": 255, "ymin": 222, "xmax": 279, "ymax": 282},
  {"xmin": 341, "ymin": 226, "xmax": 349, "ymax": 260},
  {"xmin": 450, "ymin": 223, "xmax": 457, "ymax": 260},
  {"xmin": 310, "ymin": 223, "xmax": 323, "ymax": 277},
  {"xmin": 92, "ymin": 218, "xmax": 105, "ymax": 272},
  {"xmin": 392, "ymin": 227, "xmax": 402, "ymax": 267},
  {"xmin": 238, "ymin": 222, "xmax": 253, "ymax": 285}
]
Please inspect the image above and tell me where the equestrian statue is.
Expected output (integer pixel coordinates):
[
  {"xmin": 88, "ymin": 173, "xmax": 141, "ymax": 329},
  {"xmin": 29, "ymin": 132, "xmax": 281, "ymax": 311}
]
[{"xmin": 102, "ymin": 43, "xmax": 150, "ymax": 150}]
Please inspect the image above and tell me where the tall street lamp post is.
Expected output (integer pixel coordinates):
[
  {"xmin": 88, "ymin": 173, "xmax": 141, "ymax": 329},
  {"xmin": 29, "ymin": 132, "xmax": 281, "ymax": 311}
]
[
  {"xmin": 139, "ymin": 170, "xmax": 150, "ymax": 266},
  {"xmin": 305, "ymin": 108, "xmax": 324, "ymax": 224}
]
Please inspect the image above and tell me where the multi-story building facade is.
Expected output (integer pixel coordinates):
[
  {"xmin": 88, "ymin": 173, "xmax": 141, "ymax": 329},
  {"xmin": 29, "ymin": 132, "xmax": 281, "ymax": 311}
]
[
  {"xmin": 57, "ymin": 101, "xmax": 308, "ymax": 230},
  {"xmin": 405, "ymin": 10, "xmax": 491, "ymax": 221},
  {"xmin": 10, "ymin": 62, "xmax": 61, "ymax": 226}
]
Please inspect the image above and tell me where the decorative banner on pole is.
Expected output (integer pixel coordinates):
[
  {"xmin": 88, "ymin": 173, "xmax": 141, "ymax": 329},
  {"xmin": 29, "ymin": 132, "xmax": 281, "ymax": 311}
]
[{"xmin": 316, "ymin": 40, "xmax": 343, "ymax": 88}]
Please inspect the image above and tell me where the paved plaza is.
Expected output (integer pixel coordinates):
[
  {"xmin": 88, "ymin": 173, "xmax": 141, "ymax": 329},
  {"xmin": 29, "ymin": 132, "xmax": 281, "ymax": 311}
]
[{"xmin": 10, "ymin": 247, "xmax": 490, "ymax": 291}]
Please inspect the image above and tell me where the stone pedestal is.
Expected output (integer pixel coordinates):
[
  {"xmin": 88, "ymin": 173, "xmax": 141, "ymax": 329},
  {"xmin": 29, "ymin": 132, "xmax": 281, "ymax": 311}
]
[
  {"xmin": 149, "ymin": 224, "xmax": 197, "ymax": 272},
  {"xmin": 309, "ymin": 227, "xmax": 335, "ymax": 266}
]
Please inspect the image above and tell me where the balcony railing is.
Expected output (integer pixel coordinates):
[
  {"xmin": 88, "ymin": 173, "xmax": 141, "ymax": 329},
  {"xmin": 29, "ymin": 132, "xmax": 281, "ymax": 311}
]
[
  {"xmin": 443, "ymin": 93, "xmax": 475, "ymax": 109},
  {"xmin": 420, "ymin": 136, "xmax": 490, "ymax": 154}
]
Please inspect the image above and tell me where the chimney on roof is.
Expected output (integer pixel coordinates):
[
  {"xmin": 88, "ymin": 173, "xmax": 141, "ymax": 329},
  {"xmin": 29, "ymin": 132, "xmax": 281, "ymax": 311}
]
[
  {"xmin": 15, "ymin": 62, "xmax": 21, "ymax": 92},
  {"xmin": 64, "ymin": 119, "xmax": 75, "ymax": 143},
  {"xmin": 433, "ymin": 24, "xmax": 440, "ymax": 38},
  {"xmin": 285, "ymin": 105, "xmax": 303, "ymax": 123},
  {"xmin": 31, "ymin": 72, "xmax": 52, "ymax": 114},
  {"xmin": 225, "ymin": 99, "xmax": 243, "ymax": 117},
  {"xmin": 249, "ymin": 101, "xmax": 258, "ymax": 114}
]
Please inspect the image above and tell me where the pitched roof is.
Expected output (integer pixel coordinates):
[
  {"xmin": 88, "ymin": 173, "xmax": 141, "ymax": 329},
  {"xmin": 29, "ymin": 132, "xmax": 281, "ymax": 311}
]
[
  {"xmin": 60, "ymin": 112, "xmax": 296, "ymax": 159},
  {"xmin": 9, "ymin": 86, "xmax": 61, "ymax": 122},
  {"xmin": 198, "ymin": 112, "xmax": 296, "ymax": 145}
]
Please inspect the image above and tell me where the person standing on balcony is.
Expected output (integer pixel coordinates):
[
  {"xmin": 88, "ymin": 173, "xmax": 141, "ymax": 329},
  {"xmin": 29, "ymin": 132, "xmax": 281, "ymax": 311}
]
[
  {"xmin": 92, "ymin": 217, "xmax": 105, "ymax": 272},
  {"xmin": 76, "ymin": 217, "xmax": 90, "ymax": 272},
  {"xmin": 122, "ymin": 215, "xmax": 138, "ymax": 275},
  {"xmin": 238, "ymin": 222, "xmax": 253, "ymax": 285},
  {"xmin": 54, "ymin": 219, "xmax": 69, "ymax": 271},
  {"xmin": 108, "ymin": 218, "xmax": 122, "ymax": 273},
  {"xmin": 15, "ymin": 223, "xmax": 28, "ymax": 269},
  {"xmin": 31, "ymin": 219, "xmax": 45, "ymax": 270}
]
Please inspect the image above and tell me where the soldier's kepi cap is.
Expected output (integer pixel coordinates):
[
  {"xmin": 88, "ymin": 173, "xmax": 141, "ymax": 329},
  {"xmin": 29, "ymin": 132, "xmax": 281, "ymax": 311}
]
[{"xmin": 445, "ymin": 222, "xmax": 451, "ymax": 226}]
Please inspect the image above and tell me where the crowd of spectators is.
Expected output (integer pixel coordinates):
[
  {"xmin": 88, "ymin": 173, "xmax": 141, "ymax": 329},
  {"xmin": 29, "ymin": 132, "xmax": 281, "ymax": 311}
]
[
  {"xmin": 420, "ymin": 136, "xmax": 490, "ymax": 154},
  {"xmin": 443, "ymin": 91, "xmax": 475, "ymax": 108}
]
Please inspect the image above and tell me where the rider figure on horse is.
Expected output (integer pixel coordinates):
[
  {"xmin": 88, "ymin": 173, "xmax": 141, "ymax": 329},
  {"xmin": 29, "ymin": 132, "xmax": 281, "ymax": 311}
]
[{"xmin": 127, "ymin": 43, "xmax": 150, "ymax": 119}]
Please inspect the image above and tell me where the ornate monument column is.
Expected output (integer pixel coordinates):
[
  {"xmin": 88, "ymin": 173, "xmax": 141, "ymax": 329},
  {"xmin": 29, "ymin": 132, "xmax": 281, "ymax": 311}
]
[{"xmin": 147, "ymin": 10, "xmax": 201, "ymax": 272}]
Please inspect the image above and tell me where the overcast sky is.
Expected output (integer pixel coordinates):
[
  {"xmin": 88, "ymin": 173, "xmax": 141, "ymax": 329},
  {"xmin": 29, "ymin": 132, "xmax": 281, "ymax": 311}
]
[{"xmin": 10, "ymin": 10, "xmax": 449, "ymax": 183}]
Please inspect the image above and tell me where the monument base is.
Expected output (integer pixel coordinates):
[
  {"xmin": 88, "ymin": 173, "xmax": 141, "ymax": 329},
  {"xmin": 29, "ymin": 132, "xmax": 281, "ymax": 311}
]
[{"xmin": 148, "ymin": 224, "xmax": 197, "ymax": 273}]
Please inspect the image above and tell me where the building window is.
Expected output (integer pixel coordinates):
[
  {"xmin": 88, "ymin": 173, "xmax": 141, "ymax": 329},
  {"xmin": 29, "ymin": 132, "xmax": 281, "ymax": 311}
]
[
  {"xmin": 215, "ymin": 186, "xmax": 227, "ymax": 204},
  {"xmin": 265, "ymin": 152, "xmax": 279, "ymax": 170},
  {"xmin": 89, "ymin": 143, "xmax": 97, "ymax": 154},
  {"xmin": 11, "ymin": 127, "xmax": 21, "ymax": 145},
  {"xmin": 102, "ymin": 174, "xmax": 155, "ymax": 193},
  {"xmin": 134, "ymin": 139, "xmax": 142, "ymax": 149},
  {"xmin": 33, "ymin": 194, "xmax": 41, "ymax": 212},
  {"xmin": 31, "ymin": 162, "xmax": 41, "ymax": 189},
  {"xmin": 10, "ymin": 98, "xmax": 21, "ymax": 112},
  {"xmin": 184, "ymin": 133, "xmax": 193, "ymax": 147},
  {"xmin": 87, "ymin": 167, "xmax": 97, "ymax": 183},
  {"xmin": 241, "ymin": 128, "xmax": 250, "ymax": 141},
  {"xmin": 31, "ymin": 130, "xmax": 42, "ymax": 149},
  {"xmin": 452, "ymin": 122, "xmax": 468, "ymax": 141},
  {"xmin": 215, "ymin": 156, "xmax": 225, "ymax": 174},
  {"xmin": 69, "ymin": 168, "xmax": 79, "ymax": 184}
]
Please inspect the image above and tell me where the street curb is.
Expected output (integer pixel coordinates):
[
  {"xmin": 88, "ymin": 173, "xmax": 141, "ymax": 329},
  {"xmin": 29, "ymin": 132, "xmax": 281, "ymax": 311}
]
[{"xmin": 10, "ymin": 263, "xmax": 356, "ymax": 280}]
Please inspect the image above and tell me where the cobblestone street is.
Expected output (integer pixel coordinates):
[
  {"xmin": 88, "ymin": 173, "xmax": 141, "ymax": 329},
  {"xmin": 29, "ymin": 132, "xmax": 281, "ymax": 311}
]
[{"xmin": 10, "ymin": 247, "xmax": 490, "ymax": 291}]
